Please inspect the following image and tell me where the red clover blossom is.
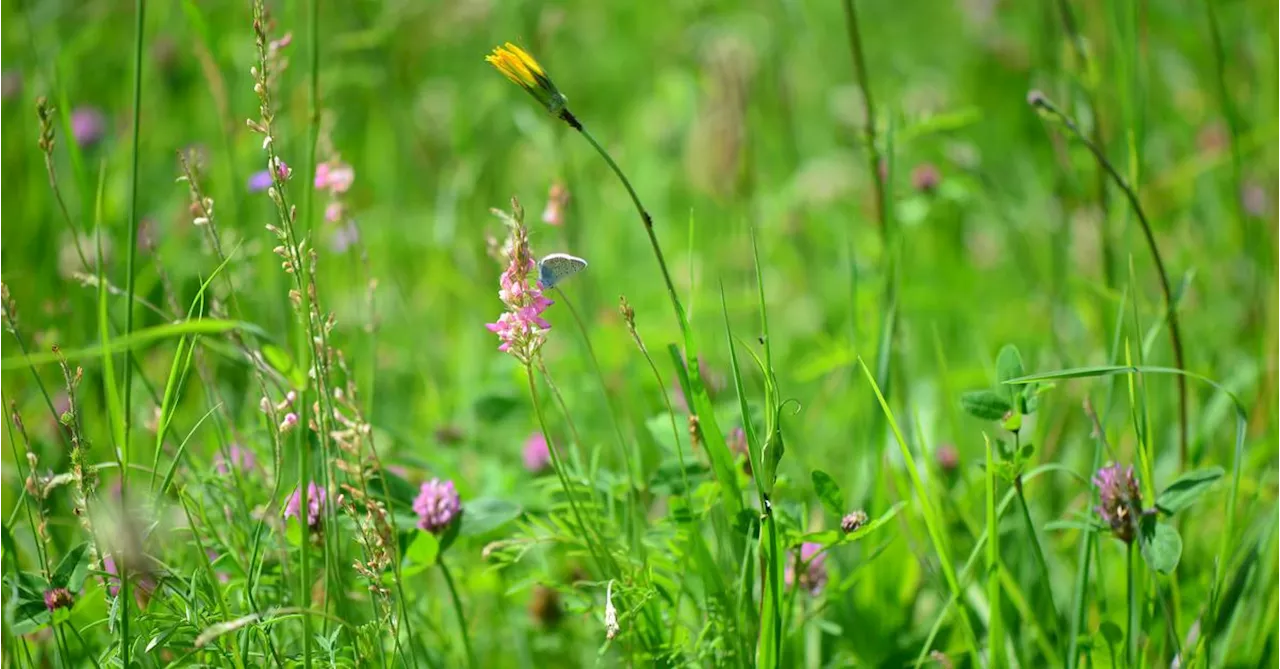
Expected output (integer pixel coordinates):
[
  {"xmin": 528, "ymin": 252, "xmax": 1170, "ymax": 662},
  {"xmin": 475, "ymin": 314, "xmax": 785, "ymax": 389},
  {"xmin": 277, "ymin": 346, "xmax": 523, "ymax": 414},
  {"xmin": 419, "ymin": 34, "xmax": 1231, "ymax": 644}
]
[
  {"xmin": 413, "ymin": 478, "xmax": 461, "ymax": 534},
  {"xmin": 1093, "ymin": 463, "xmax": 1143, "ymax": 544}
]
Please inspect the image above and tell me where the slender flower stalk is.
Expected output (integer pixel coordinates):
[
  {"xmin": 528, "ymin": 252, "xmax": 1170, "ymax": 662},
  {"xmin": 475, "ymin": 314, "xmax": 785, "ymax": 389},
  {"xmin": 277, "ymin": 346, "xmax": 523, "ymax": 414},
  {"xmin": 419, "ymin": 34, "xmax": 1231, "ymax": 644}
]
[
  {"xmin": 1028, "ymin": 90, "xmax": 1189, "ymax": 467},
  {"xmin": 485, "ymin": 43, "xmax": 689, "ymax": 336},
  {"xmin": 839, "ymin": 0, "xmax": 886, "ymax": 237},
  {"xmin": 119, "ymin": 2, "xmax": 148, "ymax": 661},
  {"xmin": 440, "ymin": 559, "xmax": 477, "ymax": 669}
]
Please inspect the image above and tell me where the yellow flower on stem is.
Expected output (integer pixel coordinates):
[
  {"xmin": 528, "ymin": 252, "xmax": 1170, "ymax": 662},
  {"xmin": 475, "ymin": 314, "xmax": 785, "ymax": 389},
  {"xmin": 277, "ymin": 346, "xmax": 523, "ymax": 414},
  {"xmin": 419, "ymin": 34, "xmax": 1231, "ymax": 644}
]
[{"xmin": 485, "ymin": 42, "xmax": 573, "ymax": 122}]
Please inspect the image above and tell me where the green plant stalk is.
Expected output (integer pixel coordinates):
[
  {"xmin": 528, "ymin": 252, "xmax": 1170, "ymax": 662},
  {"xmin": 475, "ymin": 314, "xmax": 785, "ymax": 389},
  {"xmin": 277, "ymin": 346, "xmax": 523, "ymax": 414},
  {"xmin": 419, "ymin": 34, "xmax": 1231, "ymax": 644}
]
[
  {"xmin": 538, "ymin": 359, "xmax": 666, "ymax": 649},
  {"xmin": 860, "ymin": 359, "xmax": 981, "ymax": 665},
  {"xmin": 439, "ymin": 560, "xmax": 476, "ymax": 669},
  {"xmin": 554, "ymin": 289, "xmax": 641, "ymax": 515},
  {"xmin": 300, "ymin": 0, "xmax": 346, "ymax": 632},
  {"xmin": 118, "ymin": 1, "xmax": 147, "ymax": 663},
  {"xmin": 1127, "ymin": 541, "xmax": 1138, "ymax": 666},
  {"xmin": 1029, "ymin": 94, "xmax": 1189, "ymax": 467},
  {"xmin": 913, "ymin": 463, "xmax": 1086, "ymax": 668},
  {"xmin": 561, "ymin": 113, "xmax": 743, "ymax": 519},
  {"xmin": 1203, "ymin": 0, "xmax": 1260, "ymax": 282},
  {"xmin": 1069, "ymin": 397, "xmax": 1108, "ymax": 667},
  {"xmin": 0, "ymin": 395, "xmax": 75, "ymax": 667},
  {"xmin": 569, "ymin": 123, "xmax": 685, "ymax": 330},
  {"xmin": 524, "ymin": 367, "xmax": 610, "ymax": 578},
  {"xmin": 985, "ymin": 434, "xmax": 1004, "ymax": 668},
  {"xmin": 840, "ymin": 0, "xmax": 886, "ymax": 237},
  {"xmin": 1013, "ymin": 431, "xmax": 1059, "ymax": 640}
]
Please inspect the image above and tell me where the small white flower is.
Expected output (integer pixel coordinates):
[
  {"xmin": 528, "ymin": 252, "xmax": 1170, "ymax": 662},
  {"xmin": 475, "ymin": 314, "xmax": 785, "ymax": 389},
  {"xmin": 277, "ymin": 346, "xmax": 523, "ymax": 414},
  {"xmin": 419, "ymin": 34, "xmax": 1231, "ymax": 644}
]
[{"xmin": 604, "ymin": 580, "xmax": 619, "ymax": 641}]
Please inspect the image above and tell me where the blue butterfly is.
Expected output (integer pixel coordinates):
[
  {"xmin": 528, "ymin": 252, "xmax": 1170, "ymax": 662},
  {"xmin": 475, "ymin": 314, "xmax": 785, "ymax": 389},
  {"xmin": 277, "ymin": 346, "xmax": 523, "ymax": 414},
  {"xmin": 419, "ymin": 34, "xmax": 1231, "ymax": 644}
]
[{"xmin": 538, "ymin": 253, "xmax": 588, "ymax": 289}]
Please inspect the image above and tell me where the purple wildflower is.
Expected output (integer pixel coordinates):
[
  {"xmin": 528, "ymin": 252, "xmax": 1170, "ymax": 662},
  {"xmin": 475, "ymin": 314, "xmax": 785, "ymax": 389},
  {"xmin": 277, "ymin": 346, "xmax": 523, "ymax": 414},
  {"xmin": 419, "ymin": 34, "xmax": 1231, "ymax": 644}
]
[
  {"xmin": 413, "ymin": 478, "xmax": 461, "ymax": 534},
  {"xmin": 911, "ymin": 163, "xmax": 941, "ymax": 193},
  {"xmin": 43, "ymin": 587, "xmax": 74, "ymax": 611},
  {"xmin": 841, "ymin": 510, "xmax": 869, "ymax": 534},
  {"xmin": 214, "ymin": 444, "xmax": 257, "ymax": 475},
  {"xmin": 284, "ymin": 482, "xmax": 327, "ymax": 530},
  {"xmin": 1, "ymin": 70, "xmax": 22, "ymax": 101},
  {"xmin": 1241, "ymin": 182, "xmax": 1271, "ymax": 219},
  {"xmin": 247, "ymin": 170, "xmax": 274, "ymax": 192},
  {"xmin": 785, "ymin": 542, "xmax": 828, "ymax": 595},
  {"xmin": 330, "ymin": 221, "xmax": 359, "ymax": 253},
  {"xmin": 523, "ymin": 432, "xmax": 551, "ymax": 473},
  {"xmin": 936, "ymin": 443, "xmax": 959, "ymax": 474},
  {"xmin": 1093, "ymin": 463, "xmax": 1143, "ymax": 544},
  {"xmin": 70, "ymin": 107, "xmax": 106, "ymax": 147},
  {"xmin": 206, "ymin": 550, "xmax": 230, "ymax": 583},
  {"xmin": 102, "ymin": 553, "xmax": 156, "ymax": 606}
]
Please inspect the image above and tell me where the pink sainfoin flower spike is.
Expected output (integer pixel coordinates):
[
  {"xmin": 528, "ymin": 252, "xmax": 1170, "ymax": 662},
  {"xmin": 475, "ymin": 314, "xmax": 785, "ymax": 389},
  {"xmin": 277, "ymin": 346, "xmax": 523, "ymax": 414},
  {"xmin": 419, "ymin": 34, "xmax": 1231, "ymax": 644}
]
[
  {"xmin": 315, "ymin": 159, "xmax": 354, "ymax": 193},
  {"xmin": 524, "ymin": 432, "xmax": 551, "ymax": 473},
  {"xmin": 485, "ymin": 200, "xmax": 553, "ymax": 363},
  {"xmin": 414, "ymin": 478, "xmax": 461, "ymax": 533},
  {"xmin": 785, "ymin": 542, "xmax": 828, "ymax": 595},
  {"xmin": 1093, "ymin": 463, "xmax": 1144, "ymax": 544},
  {"xmin": 284, "ymin": 481, "xmax": 327, "ymax": 531},
  {"xmin": 214, "ymin": 444, "xmax": 257, "ymax": 475}
]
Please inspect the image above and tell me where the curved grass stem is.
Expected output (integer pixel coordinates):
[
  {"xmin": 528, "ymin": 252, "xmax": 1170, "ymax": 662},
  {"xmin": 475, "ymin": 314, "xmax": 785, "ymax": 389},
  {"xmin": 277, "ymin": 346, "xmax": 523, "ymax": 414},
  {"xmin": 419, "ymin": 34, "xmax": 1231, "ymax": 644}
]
[
  {"xmin": 1029, "ymin": 94, "xmax": 1189, "ymax": 468},
  {"xmin": 439, "ymin": 559, "xmax": 476, "ymax": 669},
  {"xmin": 119, "ymin": 1, "xmax": 148, "ymax": 662}
]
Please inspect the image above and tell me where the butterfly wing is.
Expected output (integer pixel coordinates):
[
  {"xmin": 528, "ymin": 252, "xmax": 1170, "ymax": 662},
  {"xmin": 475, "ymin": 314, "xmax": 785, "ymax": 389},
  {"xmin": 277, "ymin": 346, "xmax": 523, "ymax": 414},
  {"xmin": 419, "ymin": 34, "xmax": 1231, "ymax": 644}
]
[{"xmin": 538, "ymin": 253, "xmax": 588, "ymax": 288}]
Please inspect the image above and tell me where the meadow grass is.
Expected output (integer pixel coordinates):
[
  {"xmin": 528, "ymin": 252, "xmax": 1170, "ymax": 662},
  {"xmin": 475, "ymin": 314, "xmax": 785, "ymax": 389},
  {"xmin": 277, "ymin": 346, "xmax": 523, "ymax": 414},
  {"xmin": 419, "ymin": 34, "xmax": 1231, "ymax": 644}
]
[{"xmin": 0, "ymin": 0, "xmax": 1277, "ymax": 667}]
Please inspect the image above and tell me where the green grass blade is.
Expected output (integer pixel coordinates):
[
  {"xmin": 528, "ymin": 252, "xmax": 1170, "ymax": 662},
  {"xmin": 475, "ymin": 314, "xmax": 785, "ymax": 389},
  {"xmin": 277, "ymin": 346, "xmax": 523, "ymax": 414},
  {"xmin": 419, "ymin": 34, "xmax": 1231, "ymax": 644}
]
[{"xmin": 858, "ymin": 357, "xmax": 980, "ymax": 665}]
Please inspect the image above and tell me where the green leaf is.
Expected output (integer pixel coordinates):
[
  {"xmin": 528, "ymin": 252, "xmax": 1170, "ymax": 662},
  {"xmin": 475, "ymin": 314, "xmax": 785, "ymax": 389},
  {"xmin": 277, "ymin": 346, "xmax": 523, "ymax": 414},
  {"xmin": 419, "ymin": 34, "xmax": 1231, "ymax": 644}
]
[
  {"xmin": 995, "ymin": 345, "xmax": 1025, "ymax": 402},
  {"xmin": 473, "ymin": 392, "xmax": 520, "ymax": 423},
  {"xmin": 1139, "ymin": 517, "xmax": 1182, "ymax": 574},
  {"xmin": 436, "ymin": 518, "xmax": 462, "ymax": 556},
  {"xmin": 5, "ymin": 572, "xmax": 51, "ymax": 635},
  {"xmin": 458, "ymin": 497, "xmax": 522, "ymax": 537},
  {"xmin": 0, "ymin": 319, "xmax": 269, "ymax": 370},
  {"xmin": 648, "ymin": 458, "xmax": 708, "ymax": 496},
  {"xmin": 1155, "ymin": 467, "xmax": 1225, "ymax": 516},
  {"xmin": 732, "ymin": 509, "xmax": 760, "ymax": 539},
  {"xmin": 1044, "ymin": 520, "xmax": 1100, "ymax": 533},
  {"xmin": 1099, "ymin": 621, "xmax": 1124, "ymax": 646},
  {"xmin": 960, "ymin": 390, "xmax": 1012, "ymax": 421},
  {"xmin": 262, "ymin": 344, "xmax": 307, "ymax": 389},
  {"xmin": 798, "ymin": 501, "xmax": 906, "ymax": 548},
  {"xmin": 51, "ymin": 542, "xmax": 89, "ymax": 590},
  {"xmin": 405, "ymin": 532, "xmax": 439, "ymax": 567},
  {"xmin": 9, "ymin": 610, "xmax": 51, "ymax": 636},
  {"xmin": 367, "ymin": 470, "xmax": 422, "ymax": 512},
  {"xmin": 810, "ymin": 470, "xmax": 844, "ymax": 517}
]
